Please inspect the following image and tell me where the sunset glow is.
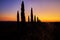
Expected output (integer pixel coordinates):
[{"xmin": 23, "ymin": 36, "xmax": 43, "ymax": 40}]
[{"xmin": 0, "ymin": 0, "xmax": 60, "ymax": 22}]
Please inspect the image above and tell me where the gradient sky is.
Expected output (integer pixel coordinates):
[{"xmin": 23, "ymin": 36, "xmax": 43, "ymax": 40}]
[{"xmin": 0, "ymin": 0, "xmax": 60, "ymax": 22}]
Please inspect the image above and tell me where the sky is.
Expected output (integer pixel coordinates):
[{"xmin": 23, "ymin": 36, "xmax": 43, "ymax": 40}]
[{"xmin": 0, "ymin": 0, "xmax": 60, "ymax": 22}]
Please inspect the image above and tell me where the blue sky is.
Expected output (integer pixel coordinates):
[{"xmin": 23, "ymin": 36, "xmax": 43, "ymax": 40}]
[{"xmin": 0, "ymin": 0, "xmax": 60, "ymax": 22}]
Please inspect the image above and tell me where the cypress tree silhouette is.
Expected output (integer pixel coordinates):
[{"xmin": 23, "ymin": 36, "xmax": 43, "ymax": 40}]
[
  {"xmin": 28, "ymin": 16, "xmax": 30, "ymax": 22},
  {"xmin": 31, "ymin": 8, "xmax": 33, "ymax": 22},
  {"xmin": 17, "ymin": 11, "xmax": 19, "ymax": 22},
  {"xmin": 37, "ymin": 17, "xmax": 39, "ymax": 22},
  {"xmin": 37, "ymin": 17, "xmax": 40, "ymax": 22},
  {"xmin": 34, "ymin": 15, "xmax": 36, "ymax": 22},
  {"xmin": 21, "ymin": 1, "xmax": 25, "ymax": 22}
]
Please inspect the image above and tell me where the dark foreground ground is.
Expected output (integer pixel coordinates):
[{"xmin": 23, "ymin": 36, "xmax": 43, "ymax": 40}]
[{"xmin": 0, "ymin": 21, "xmax": 60, "ymax": 40}]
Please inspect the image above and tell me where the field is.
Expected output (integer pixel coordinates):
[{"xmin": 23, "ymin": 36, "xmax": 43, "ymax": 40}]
[{"xmin": 0, "ymin": 21, "xmax": 60, "ymax": 40}]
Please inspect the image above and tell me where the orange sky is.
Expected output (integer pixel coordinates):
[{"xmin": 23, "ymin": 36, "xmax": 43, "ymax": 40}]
[{"xmin": 0, "ymin": 0, "xmax": 60, "ymax": 22}]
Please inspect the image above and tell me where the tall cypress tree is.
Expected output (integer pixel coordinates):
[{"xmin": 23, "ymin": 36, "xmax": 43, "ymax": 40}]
[
  {"xmin": 21, "ymin": 1, "xmax": 25, "ymax": 22},
  {"xmin": 17, "ymin": 11, "xmax": 19, "ymax": 22},
  {"xmin": 31, "ymin": 8, "xmax": 33, "ymax": 22}
]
